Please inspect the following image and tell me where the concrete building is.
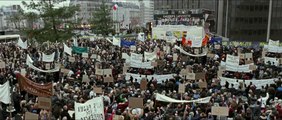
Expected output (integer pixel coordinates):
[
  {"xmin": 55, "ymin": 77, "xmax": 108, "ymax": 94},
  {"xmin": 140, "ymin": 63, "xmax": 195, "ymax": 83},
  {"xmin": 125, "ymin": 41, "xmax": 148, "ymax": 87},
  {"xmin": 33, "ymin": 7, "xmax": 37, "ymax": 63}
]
[
  {"xmin": 0, "ymin": 5, "xmax": 26, "ymax": 31},
  {"xmin": 113, "ymin": 2, "xmax": 141, "ymax": 32},
  {"xmin": 69, "ymin": 0, "xmax": 112, "ymax": 25},
  {"xmin": 139, "ymin": 0, "xmax": 154, "ymax": 25},
  {"xmin": 217, "ymin": 0, "xmax": 282, "ymax": 41}
]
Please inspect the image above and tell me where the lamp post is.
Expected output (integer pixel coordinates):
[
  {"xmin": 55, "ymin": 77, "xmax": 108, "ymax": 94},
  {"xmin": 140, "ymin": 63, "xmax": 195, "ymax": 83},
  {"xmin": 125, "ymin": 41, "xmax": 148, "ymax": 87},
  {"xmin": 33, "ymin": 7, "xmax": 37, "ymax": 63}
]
[{"xmin": 6, "ymin": 81, "xmax": 15, "ymax": 120}]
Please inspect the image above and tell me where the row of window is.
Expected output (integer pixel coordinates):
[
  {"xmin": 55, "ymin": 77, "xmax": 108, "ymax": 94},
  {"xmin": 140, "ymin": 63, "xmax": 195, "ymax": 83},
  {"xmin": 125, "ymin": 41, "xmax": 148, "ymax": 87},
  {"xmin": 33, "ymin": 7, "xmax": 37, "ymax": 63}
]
[
  {"xmin": 236, "ymin": 4, "xmax": 269, "ymax": 12},
  {"xmin": 230, "ymin": 29, "xmax": 267, "ymax": 36},
  {"xmin": 230, "ymin": 29, "xmax": 282, "ymax": 37},
  {"xmin": 234, "ymin": 17, "xmax": 268, "ymax": 24}
]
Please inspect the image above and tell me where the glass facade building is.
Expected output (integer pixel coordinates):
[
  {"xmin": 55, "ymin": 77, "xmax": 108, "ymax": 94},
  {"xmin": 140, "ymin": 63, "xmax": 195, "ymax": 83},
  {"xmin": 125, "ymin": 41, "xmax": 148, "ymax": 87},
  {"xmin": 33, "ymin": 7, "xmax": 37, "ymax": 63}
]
[{"xmin": 218, "ymin": 0, "xmax": 282, "ymax": 41}]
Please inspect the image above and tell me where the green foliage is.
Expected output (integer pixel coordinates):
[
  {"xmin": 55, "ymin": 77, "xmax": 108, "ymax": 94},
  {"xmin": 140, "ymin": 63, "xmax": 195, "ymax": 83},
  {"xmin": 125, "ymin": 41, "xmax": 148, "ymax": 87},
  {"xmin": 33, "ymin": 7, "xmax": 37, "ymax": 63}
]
[
  {"xmin": 90, "ymin": 0, "xmax": 114, "ymax": 36},
  {"xmin": 21, "ymin": 0, "xmax": 80, "ymax": 43}
]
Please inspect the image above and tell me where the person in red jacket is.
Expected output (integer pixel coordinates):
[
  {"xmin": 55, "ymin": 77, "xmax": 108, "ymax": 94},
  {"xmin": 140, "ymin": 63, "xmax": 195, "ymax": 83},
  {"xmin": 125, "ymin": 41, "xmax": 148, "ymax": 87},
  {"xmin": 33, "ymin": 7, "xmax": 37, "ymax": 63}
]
[{"xmin": 276, "ymin": 100, "xmax": 282, "ymax": 119}]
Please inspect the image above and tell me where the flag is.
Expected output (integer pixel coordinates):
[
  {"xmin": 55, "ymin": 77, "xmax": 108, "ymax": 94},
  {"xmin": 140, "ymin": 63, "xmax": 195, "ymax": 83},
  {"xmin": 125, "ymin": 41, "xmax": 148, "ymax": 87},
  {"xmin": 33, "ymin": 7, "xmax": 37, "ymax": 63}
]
[
  {"xmin": 187, "ymin": 40, "xmax": 192, "ymax": 47},
  {"xmin": 181, "ymin": 37, "xmax": 186, "ymax": 46},
  {"xmin": 202, "ymin": 35, "xmax": 209, "ymax": 46},
  {"xmin": 64, "ymin": 43, "xmax": 72, "ymax": 55},
  {"xmin": 0, "ymin": 81, "xmax": 11, "ymax": 104},
  {"xmin": 17, "ymin": 37, "xmax": 27, "ymax": 49},
  {"xmin": 113, "ymin": 4, "xmax": 118, "ymax": 11}
]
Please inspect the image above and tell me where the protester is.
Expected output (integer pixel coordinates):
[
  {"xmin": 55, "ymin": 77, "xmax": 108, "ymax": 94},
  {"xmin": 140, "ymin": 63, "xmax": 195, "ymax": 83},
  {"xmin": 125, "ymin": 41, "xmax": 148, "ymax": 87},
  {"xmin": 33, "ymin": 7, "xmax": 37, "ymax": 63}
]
[{"xmin": 0, "ymin": 35, "xmax": 281, "ymax": 120}]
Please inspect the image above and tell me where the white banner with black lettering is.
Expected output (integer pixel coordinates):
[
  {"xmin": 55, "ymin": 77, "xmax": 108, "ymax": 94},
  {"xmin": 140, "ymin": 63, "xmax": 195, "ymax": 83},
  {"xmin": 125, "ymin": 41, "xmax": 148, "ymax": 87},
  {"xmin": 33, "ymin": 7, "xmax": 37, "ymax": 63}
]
[
  {"xmin": 75, "ymin": 96, "xmax": 104, "ymax": 120},
  {"xmin": 130, "ymin": 60, "xmax": 154, "ymax": 69},
  {"xmin": 174, "ymin": 45, "xmax": 207, "ymax": 57},
  {"xmin": 130, "ymin": 53, "xmax": 143, "ymax": 62},
  {"xmin": 264, "ymin": 57, "xmax": 279, "ymax": 66},
  {"xmin": 42, "ymin": 52, "xmax": 55, "ymax": 62},
  {"xmin": 220, "ymin": 77, "xmax": 276, "ymax": 89},
  {"xmin": 220, "ymin": 62, "xmax": 252, "ymax": 72},
  {"xmin": 125, "ymin": 73, "xmax": 175, "ymax": 83},
  {"xmin": 226, "ymin": 54, "xmax": 239, "ymax": 66},
  {"xmin": 144, "ymin": 52, "xmax": 156, "ymax": 61},
  {"xmin": 156, "ymin": 93, "xmax": 211, "ymax": 103},
  {"xmin": 264, "ymin": 45, "xmax": 282, "ymax": 53}
]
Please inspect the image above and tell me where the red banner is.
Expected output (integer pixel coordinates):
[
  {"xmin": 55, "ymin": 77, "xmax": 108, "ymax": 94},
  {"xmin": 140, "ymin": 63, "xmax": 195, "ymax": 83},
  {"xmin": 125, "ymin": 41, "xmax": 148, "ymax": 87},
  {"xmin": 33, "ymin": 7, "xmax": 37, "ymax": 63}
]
[{"xmin": 16, "ymin": 74, "xmax": 52, "ymax": 97}]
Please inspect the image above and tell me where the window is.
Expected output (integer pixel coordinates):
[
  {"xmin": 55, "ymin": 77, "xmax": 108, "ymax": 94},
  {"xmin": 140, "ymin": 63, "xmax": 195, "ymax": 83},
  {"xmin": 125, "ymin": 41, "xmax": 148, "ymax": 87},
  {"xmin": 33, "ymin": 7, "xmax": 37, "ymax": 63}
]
[
  {"xmin": 258, "ymin": 17, "xmax": 262, "ymax": 23},
  {"xmin": 263, "ymin": 18, "xmax": 267, "ymax": 23},
  {"xmin": 235, "ymin": 18, "xmax": 240, "ymax": 22},
  {"xmin": 250, "ymin": 6, "xmax": 254, "ymax": 11},
  {"xmin": 249, "ymin": 18, "xmax": 253, "ymax": 24},
  {"xmin": 263, "ymin": 5, "xmax": 268, "ymax": 10},
  {"xmin": 259, "ymin": 5, "xmax": 263, "ymax": 11}
]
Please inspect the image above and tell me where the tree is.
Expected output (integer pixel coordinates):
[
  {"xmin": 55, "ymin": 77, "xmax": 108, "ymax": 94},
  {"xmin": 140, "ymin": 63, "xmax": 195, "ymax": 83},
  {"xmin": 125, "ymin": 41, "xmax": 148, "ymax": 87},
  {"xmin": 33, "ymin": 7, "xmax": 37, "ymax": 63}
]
[
  {"xmin": 90, "ymin": 0, "xmax": 114, "ymax": 36},
  {"xmin": 21, "ymin": 0, "xmax": 80, "ymax": 43}
]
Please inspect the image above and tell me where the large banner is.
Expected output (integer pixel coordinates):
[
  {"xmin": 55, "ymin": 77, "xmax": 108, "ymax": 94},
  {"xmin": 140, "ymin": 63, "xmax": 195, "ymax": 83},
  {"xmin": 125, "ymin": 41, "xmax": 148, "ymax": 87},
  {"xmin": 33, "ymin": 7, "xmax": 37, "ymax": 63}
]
[
  {"xmin": 264, "ymin": 57, "xmax": 279, "ymax": 66},
  {"xmin": 130, "ymin": 53, "xmax": 143, "ymax": 62},
  {"xmin": 130, "ymin": 60, "xmax": 154, "ymax": 69},
  {"xmin": 72, "ymin": 46, "xmax": 88, "ymax": 54},
  {"xmin": 16, "ymin": 74, "xmax": 52, "ymax": 97},
  {"xmin": 264, "ymin": 45, "xmax": 282, "ymax": 53},
  {"xmin": 75, "ymin": 96, "xmax": 104, "ymax": 120},
  {"xmin": 121, "ymin": 40, "xmax": 135, "ymax": 47},
  {"xmin": 125, "ymin": 73, "xmax": 175, "ymax": 83},
  {"xmin": 152, "ymin": 25, "xmax": 204, "ymax": 41},
  {"xmin": 0, "ymin": 81, "xmax": 10, "ymax": 104},
  {"xmin": 156, "ymin": 93, "xmax": 211, "ymax": 103},
  {"xmin": 174, "ymin": 45, "xmax": 207, "ymax": 57},
  {"xmin": 42, "ymin": 52, "xmax": 55, "ymax": 62},
  {"xmin": 220, "ymin": 77, "xmax": 276, "ymax": 89},
  {"xmin": 144, "ymin": 52, "xmax": 156, "ymax": 61},
  {"xmin": 220, "ymin": 62, "xmax": 252, "ymax": 72}
]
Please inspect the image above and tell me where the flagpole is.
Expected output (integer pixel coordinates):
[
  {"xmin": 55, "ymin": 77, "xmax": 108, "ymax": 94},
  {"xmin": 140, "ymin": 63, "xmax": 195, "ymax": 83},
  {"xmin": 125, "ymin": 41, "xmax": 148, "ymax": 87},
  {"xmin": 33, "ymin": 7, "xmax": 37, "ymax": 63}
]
[
  {"xmin": 266, "ymin": 0, "xmax": 272, "ymax": 42},
  {"xmin": 50, "ymin": 81, "xmax": 53, "ymax": 120}
]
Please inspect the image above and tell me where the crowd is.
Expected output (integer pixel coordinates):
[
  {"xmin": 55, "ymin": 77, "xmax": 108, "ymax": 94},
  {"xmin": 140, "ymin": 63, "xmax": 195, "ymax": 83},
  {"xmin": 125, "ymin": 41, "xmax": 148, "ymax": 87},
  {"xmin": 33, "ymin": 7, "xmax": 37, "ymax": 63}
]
[{"xmin": 0, "ymin": 36, "xmax": 281, "ymax": 120}]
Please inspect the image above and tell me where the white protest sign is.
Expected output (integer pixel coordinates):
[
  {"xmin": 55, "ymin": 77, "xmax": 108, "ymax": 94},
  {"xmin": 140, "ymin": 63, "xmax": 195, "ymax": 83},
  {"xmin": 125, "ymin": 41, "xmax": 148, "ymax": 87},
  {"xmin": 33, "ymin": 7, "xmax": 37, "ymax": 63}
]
[
  {"xmin": 226, "ymin": 54, "xmax": 239, "ymax": 65},
  {"xmin": 82, "ymin": 53, "xmax": 88, "ymax": 58},
  {"xmin": 75, "ymin": 96, "xmax": 104, "ymax": 120}
]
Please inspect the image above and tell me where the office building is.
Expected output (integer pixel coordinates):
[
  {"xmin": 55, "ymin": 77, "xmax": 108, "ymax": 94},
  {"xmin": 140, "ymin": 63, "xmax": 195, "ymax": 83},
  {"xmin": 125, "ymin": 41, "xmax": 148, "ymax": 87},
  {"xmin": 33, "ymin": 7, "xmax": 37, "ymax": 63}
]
[
  {"xmin": 69, "ymin": 0, "xmax": 112, "ymax": 25},
  {"xmin": 0, "ymin": 5, "xmax": 26, "ymax": 31},
  {"xmin": 217, "ymin": 0, "xmax": 282, "ymax": 41},
  {"xmin": 113, "ymin": 2, "xmax": 141, "ymax": 30},
  {"xmin": 139, "ymin": 0, "xmax": 154, "ymax": 25}
]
